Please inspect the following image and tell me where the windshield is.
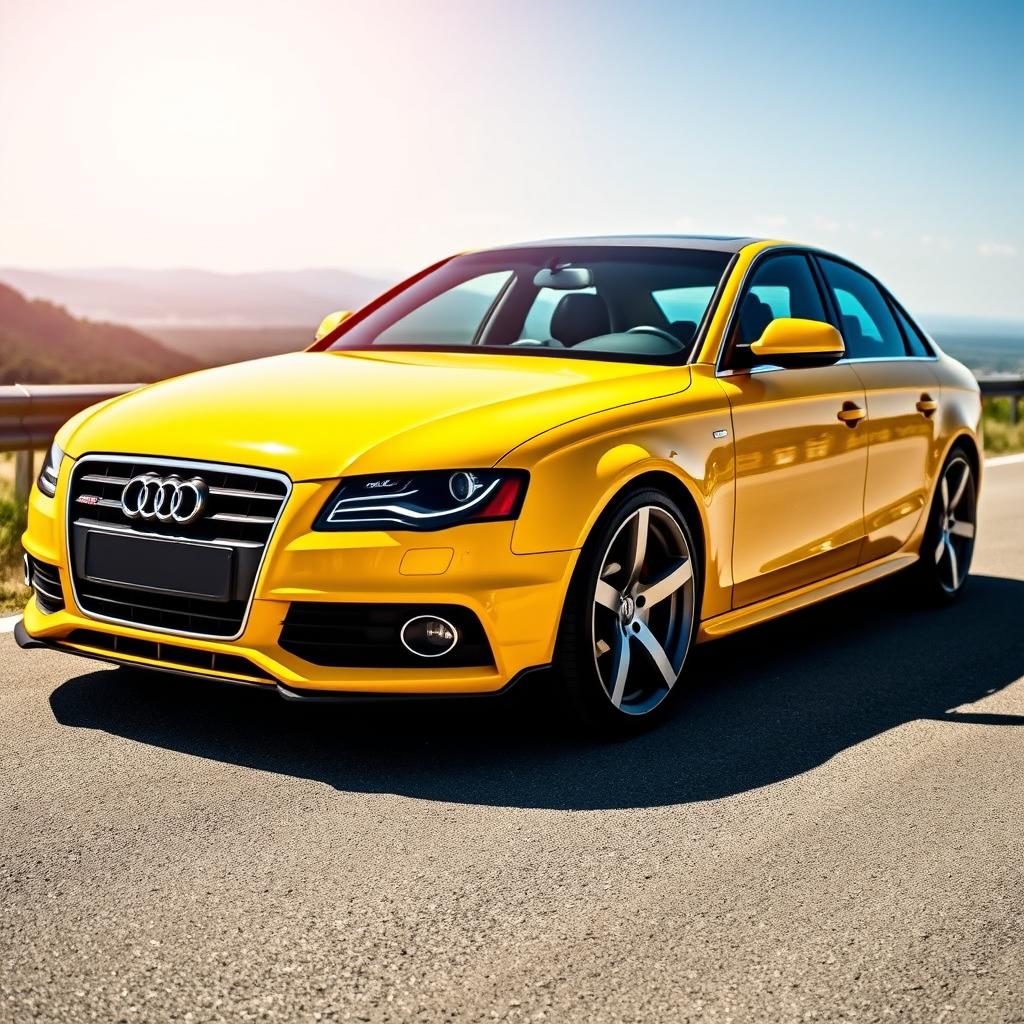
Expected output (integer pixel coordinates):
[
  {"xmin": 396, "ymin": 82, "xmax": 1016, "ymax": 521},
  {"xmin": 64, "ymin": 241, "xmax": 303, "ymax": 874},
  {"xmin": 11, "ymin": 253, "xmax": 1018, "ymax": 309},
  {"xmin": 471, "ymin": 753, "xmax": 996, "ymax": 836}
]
[{"xmin": 326, "ymin": 246, "xmax": 731, "ymax": 363}]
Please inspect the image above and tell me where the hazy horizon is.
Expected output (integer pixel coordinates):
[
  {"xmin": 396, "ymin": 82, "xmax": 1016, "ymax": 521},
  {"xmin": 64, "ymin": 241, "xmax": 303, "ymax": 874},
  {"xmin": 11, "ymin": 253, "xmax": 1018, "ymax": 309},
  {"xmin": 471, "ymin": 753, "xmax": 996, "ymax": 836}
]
[
  {"xmin": 4, "ymin": 263, "xmax": 1024, "ymax": 331},
  {"xmin": 2, "ymin": 0, "xmax": 1021, "ymax": 319}
]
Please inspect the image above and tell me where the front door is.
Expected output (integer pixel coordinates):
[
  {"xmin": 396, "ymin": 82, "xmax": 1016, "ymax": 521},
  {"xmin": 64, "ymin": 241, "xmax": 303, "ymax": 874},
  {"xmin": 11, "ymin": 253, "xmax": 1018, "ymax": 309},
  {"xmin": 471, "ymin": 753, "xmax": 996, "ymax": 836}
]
[
  {"xmin": 721, "ymin": 365, "xmax": 869, "ymax": 606},
  {"xmin": 716, "ymin": 252, "xmax": 869, "ymax": 607}
]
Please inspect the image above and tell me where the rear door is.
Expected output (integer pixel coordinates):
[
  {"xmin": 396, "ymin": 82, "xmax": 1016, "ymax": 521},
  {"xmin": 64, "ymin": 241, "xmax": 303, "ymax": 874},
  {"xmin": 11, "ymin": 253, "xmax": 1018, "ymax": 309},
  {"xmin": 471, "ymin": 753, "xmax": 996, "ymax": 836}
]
[
  {"xmin": 717, "ymin": 252, "xmax": 869, "ymax": 607},
  {"xmin": 815, "ymin": 257, "xmax": 941, "ymax": 563}
]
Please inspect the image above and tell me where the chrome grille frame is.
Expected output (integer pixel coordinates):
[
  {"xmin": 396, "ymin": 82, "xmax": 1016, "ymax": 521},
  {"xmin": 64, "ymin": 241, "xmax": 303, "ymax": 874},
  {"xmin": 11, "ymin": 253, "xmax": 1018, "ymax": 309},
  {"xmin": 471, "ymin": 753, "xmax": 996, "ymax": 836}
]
[{"xmin": 66, "ymin": 454, "xmax": 292, "ymax": 641}]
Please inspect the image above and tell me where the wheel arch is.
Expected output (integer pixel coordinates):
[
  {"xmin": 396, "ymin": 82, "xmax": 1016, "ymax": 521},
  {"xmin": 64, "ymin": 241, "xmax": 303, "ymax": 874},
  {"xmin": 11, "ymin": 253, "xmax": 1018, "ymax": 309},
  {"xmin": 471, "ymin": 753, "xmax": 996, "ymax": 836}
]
[
  {"xmin": 939, "ymin": 429, "xmax": 982, "ymax": 496},
  {"xmin": 566, "ymin": 464, "xmax": 712, "ymax": 612},
  {"xmin": 610, "ymin": 469, "xmax": 707, "ymax": 576},
  {"xmin": 907, "ymin": 428, "xmax": 982, "ymax": 562}
]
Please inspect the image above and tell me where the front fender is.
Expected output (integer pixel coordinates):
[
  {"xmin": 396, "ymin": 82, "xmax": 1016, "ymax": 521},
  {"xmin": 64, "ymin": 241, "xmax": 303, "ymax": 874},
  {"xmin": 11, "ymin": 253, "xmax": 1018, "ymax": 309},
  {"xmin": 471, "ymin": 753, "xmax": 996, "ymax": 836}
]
[{"xmin": 499, "ymin": 366, "xmax": 735, "ymax": 619}]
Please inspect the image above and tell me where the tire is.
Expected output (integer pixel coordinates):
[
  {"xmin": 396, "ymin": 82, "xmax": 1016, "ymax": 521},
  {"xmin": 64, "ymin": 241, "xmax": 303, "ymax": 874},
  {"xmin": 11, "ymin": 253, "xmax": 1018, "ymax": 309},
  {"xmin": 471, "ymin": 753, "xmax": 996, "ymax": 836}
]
[
  {"xmin": 554, "ymin": 487, "xmax": 702, "ymax": 735},
  {"xmin": 913, "ymin": 446, "xmax": 978, "ymax": 603}
]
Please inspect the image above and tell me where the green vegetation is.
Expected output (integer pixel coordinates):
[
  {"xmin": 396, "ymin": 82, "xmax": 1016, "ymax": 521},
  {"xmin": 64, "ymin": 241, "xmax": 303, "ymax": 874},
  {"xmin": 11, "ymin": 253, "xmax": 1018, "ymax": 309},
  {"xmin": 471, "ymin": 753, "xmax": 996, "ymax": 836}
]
[
  {"xmin": 0, "ymin": 466, "xmax": 28, "ymax": 614},
  {"xmin": 982, "ymin": 398, "xmax": 1024, "ymax": 455}
]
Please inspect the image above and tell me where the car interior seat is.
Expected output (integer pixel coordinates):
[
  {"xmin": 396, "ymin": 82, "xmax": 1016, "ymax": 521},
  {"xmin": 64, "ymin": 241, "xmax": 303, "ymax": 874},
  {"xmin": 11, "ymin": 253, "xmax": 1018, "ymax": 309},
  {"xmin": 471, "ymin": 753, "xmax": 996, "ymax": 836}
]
[
  {"xmin": 739, "ymin": 294, "xmax": 774, "ymax": 346},
  {"xmin": 550, "ymin": 293, "xmax": 611, "ymax": 346}
]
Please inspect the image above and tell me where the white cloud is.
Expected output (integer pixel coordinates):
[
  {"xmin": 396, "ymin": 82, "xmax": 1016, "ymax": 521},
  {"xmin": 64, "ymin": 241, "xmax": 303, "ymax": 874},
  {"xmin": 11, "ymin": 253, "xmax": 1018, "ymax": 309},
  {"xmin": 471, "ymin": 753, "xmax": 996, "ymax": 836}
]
[
  {"xmin": 977, "ymin": 241, "xmax": 1017, "ymax": 258},
  {"xmin": 920, "ymin": 234, "xmax": 953, "ymax": 252},
  {"xmin": 814, "ymin": 216, "xmax": 840, "ymax": 233},
  {"xmin": 755, "ymin": 214, "xmax": 789, "ymax": 231}
]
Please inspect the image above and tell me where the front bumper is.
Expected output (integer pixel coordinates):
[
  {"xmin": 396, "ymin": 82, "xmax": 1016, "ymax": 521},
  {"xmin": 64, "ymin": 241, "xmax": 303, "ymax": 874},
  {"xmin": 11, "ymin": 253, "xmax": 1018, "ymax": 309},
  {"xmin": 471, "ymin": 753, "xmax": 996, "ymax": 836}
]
[{"xmin": 21, "ymin": 476, "xmax": 577, "ymax": 697}]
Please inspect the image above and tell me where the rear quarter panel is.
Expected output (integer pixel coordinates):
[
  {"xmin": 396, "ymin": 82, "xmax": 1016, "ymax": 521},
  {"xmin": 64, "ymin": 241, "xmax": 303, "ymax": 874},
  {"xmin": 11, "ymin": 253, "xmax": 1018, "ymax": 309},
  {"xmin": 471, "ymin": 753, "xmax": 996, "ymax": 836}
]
[{"xmin": 933, "ymin": 351, "xmax": 983, "ymax": 455}]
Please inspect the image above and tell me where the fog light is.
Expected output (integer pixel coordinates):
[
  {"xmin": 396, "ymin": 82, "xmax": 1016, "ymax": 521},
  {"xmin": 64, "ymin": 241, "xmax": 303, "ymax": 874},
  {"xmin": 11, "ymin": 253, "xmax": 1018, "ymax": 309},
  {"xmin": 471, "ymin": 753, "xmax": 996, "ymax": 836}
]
[
  {"xmin": 400, "ymin": 615, "xmax": 459, "ymax": 658},
  {"xmin": 23, "ymin": 553, "xmax": 31, "ymax": 588}
]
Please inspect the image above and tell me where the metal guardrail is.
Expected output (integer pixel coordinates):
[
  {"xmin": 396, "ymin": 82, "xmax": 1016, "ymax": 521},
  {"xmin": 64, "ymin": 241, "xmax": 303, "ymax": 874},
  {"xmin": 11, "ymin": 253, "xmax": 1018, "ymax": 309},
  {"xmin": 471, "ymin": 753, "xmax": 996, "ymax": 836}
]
[
  {"xmin": 0, "ymin": 374, "xmax": 1021, "ymax": 497},
  {"xmin": 978, "ymin": 377, "xmax": 1024, "ymax": 423},
  {"xmin": 0, "ymin": 383, "xmax": 141, "ymax": 498}
]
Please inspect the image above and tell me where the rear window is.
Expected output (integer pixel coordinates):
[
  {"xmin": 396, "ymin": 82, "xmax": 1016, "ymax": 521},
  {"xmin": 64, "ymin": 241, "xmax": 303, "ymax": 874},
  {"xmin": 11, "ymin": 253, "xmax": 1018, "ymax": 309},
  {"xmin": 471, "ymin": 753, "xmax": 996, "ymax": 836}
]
[
  {"xmin": 818, "ymin": 258, "xmax": 906, "ymax": 360},
  {"xmin": 893, "ymin": 303, "xmax": 933, "ymax": 357}
]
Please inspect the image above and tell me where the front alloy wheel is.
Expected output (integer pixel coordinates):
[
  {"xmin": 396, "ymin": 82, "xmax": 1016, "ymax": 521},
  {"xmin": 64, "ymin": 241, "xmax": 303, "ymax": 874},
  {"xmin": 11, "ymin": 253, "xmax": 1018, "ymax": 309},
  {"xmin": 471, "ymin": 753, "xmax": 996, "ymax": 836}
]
[{"xmin": 557, "ymin": 488, "xmax": 700, "ymax": 731}]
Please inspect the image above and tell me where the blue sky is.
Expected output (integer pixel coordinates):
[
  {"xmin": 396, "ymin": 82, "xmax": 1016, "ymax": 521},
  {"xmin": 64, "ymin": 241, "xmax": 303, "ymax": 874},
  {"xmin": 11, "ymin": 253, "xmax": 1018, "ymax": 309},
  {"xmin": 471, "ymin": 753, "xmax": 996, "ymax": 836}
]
[{"xmin": 1, "ymin": 0, "xmax": 1021, "ymax": 317}]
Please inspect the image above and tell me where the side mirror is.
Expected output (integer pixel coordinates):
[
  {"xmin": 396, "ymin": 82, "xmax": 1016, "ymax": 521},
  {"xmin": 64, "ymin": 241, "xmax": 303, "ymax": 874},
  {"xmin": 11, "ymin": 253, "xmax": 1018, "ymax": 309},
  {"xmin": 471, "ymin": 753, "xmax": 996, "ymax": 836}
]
[
  {"xmin": 315, "ymin": 310, "xmax": 353, "ymax": 342},
  {"xmin": 750, "ymin": 317, "xmax": 844, "ymax": 366}
]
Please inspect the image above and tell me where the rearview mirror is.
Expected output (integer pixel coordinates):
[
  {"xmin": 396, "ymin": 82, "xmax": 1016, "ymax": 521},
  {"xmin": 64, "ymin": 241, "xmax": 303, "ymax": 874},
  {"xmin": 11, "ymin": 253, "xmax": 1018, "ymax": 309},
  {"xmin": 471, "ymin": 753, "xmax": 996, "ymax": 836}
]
[
  {"xmin": 533, "ymin": 265, "xmax": 593, "ymax": 290},
  {"xmin": 750, "ymin": 318, "xmax": 844, "ymax": 366},
  {"xmin": 315, "ymin": 309, "xmax": 353, "ymax": 342}
]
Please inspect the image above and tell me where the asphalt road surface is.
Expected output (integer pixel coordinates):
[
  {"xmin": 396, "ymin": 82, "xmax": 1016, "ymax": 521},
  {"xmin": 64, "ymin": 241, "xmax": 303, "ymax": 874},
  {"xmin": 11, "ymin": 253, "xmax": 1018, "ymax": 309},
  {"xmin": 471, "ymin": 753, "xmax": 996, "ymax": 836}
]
[{"xmin": 3, "ymin": 461, "xmax": 1024, "ymax": 1024}]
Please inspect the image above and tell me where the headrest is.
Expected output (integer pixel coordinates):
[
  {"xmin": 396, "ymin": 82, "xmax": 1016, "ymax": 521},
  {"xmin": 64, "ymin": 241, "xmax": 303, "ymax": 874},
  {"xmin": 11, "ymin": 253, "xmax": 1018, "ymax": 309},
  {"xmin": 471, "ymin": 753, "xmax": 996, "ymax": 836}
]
[
  {"xmin": 550, "ymin": 293, "xmax": 611, "ymax": 347},
  {"xmin": 740, "ymin": 294, "xmax": 774, "ymax": 344},
  {"xmin": 842, "ymin": 315, "xmax": 866, "ymax": 349}
]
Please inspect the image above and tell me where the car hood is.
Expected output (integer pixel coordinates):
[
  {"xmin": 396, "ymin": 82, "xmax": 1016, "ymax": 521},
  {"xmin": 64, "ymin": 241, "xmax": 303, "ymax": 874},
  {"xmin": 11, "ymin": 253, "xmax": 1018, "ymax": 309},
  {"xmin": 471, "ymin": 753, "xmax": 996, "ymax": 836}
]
[{"xmin": 63, "ymin": 349, "xmax": 689, "ymax": 479}]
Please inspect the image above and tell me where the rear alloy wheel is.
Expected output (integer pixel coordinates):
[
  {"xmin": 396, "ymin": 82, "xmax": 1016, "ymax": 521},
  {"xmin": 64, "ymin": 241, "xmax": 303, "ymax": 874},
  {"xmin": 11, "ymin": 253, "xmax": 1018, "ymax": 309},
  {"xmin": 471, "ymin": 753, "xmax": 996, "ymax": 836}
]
[
  {"xmin": 916, "ymin": 449, "xmax": 977, "ymax": 601},
  {"xmin": 556, "ymin": 489, "xmax": 700, "ymax": 732}
]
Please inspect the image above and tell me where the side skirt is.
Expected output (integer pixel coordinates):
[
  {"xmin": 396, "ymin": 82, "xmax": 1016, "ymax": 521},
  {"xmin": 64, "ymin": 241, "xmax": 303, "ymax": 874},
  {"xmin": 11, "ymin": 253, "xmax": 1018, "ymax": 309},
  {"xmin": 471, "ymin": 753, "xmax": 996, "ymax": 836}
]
[{"xmin": 696, "ymin": 552, "xmax": 918, "ymax": 642}]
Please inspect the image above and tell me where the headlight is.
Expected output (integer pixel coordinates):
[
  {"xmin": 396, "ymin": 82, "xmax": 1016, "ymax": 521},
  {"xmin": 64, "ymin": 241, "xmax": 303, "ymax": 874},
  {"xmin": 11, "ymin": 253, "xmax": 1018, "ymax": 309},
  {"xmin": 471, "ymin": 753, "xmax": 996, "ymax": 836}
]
[
  {"xmin": 37, "ymin": 440, "xmax": 64, "ymax": 498},
  {"xmin": 314, "ymin": 470, "xmax": 528, "ymax": 532}
]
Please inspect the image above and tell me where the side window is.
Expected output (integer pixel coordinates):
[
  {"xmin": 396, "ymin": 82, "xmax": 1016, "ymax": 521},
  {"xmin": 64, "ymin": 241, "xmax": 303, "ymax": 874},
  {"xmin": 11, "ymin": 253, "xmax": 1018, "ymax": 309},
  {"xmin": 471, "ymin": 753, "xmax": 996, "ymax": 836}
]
[
  {"xmin": 893, "ymin": 303, "xmax": 932, "ymax": 357},
  {"xmin": 725, "ymin": 253, "xmax": 827, "ymax": 367},
  {"xmin": 374, "ymin": 271, "xmax": 512, "ymax": 346},
  {"xmin": 817, "ymin": 258, "xmax": 906, "ymax": 359}
]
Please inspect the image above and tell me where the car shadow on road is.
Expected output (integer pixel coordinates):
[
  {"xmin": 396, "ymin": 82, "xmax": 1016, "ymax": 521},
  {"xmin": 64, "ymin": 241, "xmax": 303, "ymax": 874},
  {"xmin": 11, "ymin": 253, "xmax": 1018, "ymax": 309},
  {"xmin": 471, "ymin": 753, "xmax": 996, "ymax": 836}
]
[{"xmin": 48, "ymin": 573, "xmax": 1024, "ymax": 810}]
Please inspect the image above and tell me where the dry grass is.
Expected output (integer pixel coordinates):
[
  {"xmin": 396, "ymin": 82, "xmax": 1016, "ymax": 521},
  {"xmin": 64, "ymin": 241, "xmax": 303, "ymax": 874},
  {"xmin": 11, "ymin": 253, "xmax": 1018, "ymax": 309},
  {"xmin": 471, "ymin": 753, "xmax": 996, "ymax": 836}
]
[{"xmin": 0, "ymin": 562, "xmax": 28, "ymax": 615}]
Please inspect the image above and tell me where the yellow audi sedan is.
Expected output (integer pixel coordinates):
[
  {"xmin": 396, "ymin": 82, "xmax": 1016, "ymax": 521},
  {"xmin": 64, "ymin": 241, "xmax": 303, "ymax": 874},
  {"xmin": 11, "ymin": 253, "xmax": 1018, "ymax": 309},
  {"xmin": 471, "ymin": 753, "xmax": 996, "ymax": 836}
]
[{"xmin": 18, "ymin": 236, "xmax": 981, "ymax": 730}]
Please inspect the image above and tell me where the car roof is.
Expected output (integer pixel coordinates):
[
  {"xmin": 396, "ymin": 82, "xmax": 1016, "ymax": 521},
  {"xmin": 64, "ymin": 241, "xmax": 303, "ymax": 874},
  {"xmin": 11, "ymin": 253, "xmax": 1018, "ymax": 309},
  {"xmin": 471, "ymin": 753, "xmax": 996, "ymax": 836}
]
[{"xmin": 484, "ymin": 234, "xmax": 767, "ymax": 255}]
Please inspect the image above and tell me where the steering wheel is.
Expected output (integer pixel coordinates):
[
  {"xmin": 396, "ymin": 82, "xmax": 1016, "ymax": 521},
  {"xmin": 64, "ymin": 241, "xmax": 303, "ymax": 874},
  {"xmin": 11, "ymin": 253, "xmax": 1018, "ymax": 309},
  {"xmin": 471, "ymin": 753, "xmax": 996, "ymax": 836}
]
[
  {"xmin": 625, "ymin": 325, "xmax": 685, "ymax": 349},
  {"xmin": 510, "ymin": 338, "xmax": 565, "ymax": 348}
]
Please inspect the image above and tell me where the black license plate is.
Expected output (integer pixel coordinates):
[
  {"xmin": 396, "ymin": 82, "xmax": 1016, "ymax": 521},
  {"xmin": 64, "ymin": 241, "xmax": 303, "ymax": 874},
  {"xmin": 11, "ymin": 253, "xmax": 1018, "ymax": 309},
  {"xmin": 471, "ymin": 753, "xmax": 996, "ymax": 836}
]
[{"xmin": 84, "ymin": 531, "xmax": 234, "ymax": 601}]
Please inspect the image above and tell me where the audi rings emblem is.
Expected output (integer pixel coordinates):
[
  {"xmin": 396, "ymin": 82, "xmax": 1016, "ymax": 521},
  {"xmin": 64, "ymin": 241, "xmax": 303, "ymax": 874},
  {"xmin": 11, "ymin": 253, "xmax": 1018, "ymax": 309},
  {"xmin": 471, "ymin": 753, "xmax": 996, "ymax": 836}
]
[{"xmin": 120, "ymin": 474, "xmax": 210, "ymax": 525}]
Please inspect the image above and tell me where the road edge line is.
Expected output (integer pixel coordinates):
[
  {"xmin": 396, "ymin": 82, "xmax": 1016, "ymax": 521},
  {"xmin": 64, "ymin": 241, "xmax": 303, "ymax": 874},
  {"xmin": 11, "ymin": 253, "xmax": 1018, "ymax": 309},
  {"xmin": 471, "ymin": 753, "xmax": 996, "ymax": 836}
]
[{"xmin": 985, "ymin": 452, "xmax": 1024, "ymax": 467}]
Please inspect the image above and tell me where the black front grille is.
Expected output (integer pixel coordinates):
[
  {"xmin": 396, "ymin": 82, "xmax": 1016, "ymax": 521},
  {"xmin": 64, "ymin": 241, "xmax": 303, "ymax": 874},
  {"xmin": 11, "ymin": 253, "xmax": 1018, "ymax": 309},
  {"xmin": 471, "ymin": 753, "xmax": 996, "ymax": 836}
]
[
  {"xmin": 63, "ymin": 629, "xmax": 275, "ymax": 682},
  {"xmin": 279, "ymin": 603, "xmax": 495, "ymax": 668},
  {"xmin": 27, "ymin": 555, "xmax": 65, "ymax": 614},
  {"xmin": 68, "ymin": 456, "xmax": 290, "ymax": 638}
]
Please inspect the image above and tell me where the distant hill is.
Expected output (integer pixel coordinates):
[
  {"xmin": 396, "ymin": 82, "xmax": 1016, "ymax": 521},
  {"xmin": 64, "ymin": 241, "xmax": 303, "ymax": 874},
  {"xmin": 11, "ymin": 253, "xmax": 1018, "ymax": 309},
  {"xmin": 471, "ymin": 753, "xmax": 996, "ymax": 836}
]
[
  {"xmin": 0, "ymin": 267, "xmax": 389, "ymax": 327},
  {"xmin": 0, "ymin": 282, "xmax": 198, "ymax": 385},
  {"xmin": 2, "ymin": 263, "xmax": 1022, "ymax": 379},
  {"xmin": 148, "ymin": 325, "xmax": 314, "ymax": 365}
]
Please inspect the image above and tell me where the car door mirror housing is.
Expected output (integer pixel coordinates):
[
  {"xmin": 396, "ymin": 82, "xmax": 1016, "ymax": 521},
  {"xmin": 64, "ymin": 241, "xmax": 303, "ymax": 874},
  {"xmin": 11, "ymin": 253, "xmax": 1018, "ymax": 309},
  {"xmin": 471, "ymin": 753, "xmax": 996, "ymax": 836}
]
[
  {"xmin": 315, "ymin": 310, "xmax": 354, "ymax": 342},
  {"xmin": 750, "ymin": 318, "xmax": 845, "ymax": 366}
]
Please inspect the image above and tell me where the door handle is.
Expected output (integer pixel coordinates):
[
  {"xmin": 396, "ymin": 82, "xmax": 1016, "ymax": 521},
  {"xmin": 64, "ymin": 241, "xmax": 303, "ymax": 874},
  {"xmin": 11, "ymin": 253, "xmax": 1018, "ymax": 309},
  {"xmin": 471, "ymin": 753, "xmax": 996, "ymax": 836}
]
[
  {"xmin": 916, "ymin": 394, "xmax": 938, "ymax": 417},
  {"xmin": 837, "ymin": 401, "xmax": 866, "ymax": 427}
]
